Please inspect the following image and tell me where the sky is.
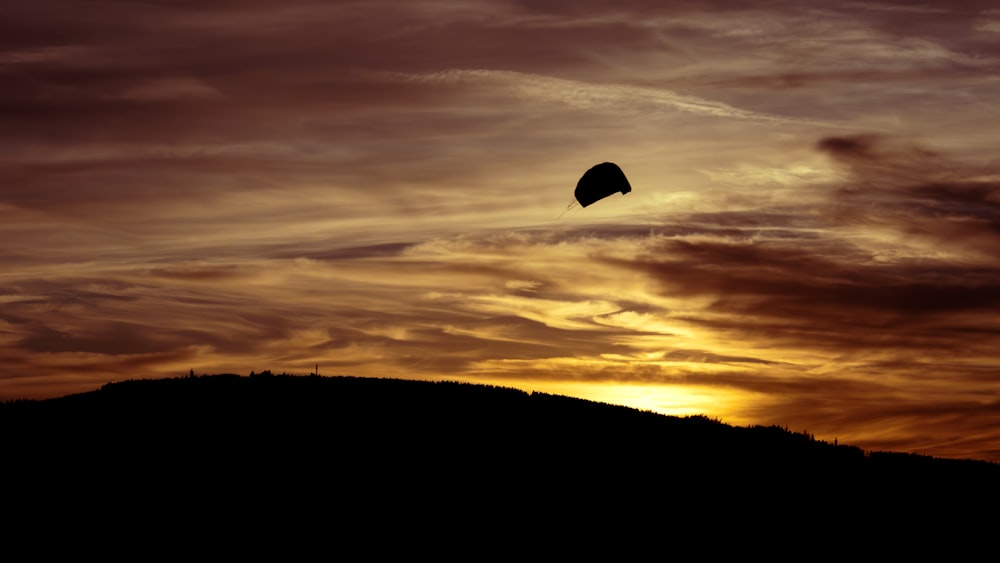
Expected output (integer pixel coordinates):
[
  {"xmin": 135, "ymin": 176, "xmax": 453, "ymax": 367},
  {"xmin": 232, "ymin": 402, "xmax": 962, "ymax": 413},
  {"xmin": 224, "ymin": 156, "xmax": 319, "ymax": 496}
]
[{"xmin": 3, "ymin": 0, "xmax": 1000, "ymax": 462}]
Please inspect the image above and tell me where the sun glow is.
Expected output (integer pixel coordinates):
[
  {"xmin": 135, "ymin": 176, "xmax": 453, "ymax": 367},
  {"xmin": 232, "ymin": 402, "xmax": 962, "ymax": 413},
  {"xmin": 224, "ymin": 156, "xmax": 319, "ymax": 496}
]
[{"xmin": 462, "ymin": 376, "xmax": 755, "ymax": 422}]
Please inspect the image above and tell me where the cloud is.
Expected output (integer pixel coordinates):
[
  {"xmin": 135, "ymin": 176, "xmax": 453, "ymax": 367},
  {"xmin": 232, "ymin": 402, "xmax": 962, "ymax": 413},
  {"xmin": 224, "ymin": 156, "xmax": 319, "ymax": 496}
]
[
  {"xmin": 402, "ymin": 68, "xmax": 828, "ymax": 125},
  {"xmin": 818, "ymin": 134, "xmax": 1000, "ymax": 257}
]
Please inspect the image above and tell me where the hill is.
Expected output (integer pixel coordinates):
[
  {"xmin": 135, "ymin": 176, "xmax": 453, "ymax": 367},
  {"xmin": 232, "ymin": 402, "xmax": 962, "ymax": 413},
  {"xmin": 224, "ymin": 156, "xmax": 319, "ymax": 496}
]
[{"xmin": 3, "ymin": 373, "xmax": 998, "ymax": 545}]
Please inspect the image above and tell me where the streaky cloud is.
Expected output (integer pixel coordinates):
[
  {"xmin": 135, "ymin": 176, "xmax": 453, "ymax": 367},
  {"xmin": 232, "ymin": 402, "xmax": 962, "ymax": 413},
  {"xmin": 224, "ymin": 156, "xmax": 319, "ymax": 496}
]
[{"xmin": 398, "ymin": 68, "xmax": 841, "ymax": 126}]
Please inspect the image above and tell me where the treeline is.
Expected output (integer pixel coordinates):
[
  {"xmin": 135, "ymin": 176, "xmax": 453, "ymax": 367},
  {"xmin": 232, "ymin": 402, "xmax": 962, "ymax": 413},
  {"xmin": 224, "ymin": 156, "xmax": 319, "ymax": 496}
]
[
  {"xmin": 3, "ymin": 372, "xmax": 998, "ymax": 527},
  {"xmin": 4, "ymin": 372, "xmax": 994, "ymax": 471}
]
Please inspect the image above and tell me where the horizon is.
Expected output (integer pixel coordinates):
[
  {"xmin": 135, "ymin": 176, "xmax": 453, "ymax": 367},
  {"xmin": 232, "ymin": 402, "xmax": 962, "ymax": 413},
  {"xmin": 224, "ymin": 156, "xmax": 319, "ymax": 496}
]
[
  {"xmin": 3, "ymin": 0, "xmax": 1000, "ymax": 464},
  {"xmin": 16, "ymin": 370, "xmax": 1000, "ymax": 465}
]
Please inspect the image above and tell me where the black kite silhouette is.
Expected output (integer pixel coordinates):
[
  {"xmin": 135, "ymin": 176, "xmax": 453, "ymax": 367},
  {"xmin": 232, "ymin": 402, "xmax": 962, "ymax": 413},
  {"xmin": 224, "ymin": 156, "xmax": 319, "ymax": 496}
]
[{"xmin": 575, "ymin": 162, "xmax": 631, "ymax": 207}]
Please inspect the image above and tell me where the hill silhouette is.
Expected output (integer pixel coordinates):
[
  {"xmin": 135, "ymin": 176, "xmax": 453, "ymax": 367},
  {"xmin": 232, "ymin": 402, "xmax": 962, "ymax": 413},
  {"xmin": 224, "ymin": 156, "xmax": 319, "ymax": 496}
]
[{"xmin": 3, "ymin": 373, "xmax": 997, "ymax": 546}]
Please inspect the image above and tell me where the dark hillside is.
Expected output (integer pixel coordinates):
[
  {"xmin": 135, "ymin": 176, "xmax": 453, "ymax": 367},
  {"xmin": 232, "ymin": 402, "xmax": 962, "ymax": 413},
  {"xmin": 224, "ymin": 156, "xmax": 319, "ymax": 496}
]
[{"xmin": 3, "ymin": 373, "xmax": 998, "ymax": 542}]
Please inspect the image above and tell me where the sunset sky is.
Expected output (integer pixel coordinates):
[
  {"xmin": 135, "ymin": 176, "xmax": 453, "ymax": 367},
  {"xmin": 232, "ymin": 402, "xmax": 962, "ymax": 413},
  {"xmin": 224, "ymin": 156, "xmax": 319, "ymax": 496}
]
[{"xmin": 3, "ymin": 0, "xmax": 1000, "ymax": 462}]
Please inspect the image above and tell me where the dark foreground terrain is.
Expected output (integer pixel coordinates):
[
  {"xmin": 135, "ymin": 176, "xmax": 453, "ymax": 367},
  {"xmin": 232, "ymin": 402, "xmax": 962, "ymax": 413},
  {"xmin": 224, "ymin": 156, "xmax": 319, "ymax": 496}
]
[{"xmin": 3, "ymin": 373, "xmax": 997, "ymax": 549}]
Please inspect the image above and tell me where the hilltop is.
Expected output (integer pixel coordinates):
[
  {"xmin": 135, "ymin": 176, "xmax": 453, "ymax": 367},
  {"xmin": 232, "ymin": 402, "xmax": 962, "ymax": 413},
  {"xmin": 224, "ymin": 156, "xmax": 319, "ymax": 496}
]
[{"xmin": 3, "ymin": 373, "xmax": 998, "ymax": 539}]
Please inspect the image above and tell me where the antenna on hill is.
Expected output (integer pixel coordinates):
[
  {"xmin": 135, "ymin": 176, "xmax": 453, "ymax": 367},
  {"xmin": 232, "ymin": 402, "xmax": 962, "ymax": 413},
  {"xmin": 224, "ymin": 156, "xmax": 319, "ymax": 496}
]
[{"xmin": 315, "ymin": 363, "xmax": 319, "ymax": 377}]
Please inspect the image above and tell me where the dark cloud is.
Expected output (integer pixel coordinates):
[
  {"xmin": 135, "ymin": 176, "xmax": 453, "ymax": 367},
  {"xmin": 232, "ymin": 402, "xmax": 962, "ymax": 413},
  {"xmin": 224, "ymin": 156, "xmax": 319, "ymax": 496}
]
[
  {"xmin": 146, "ymin": 264, "xmax": 251, "ymax": 282},
  {"xmin": 817, "ymin": 134, "xmax": 949, "ymax": 181},
  {"xmin": 19, "ymin": 321, "xmax": 183, "ymax": 355},
  {"xmin": 283, "ymin": 242, "xmax": 415, "ymax": 261},
  {"xmin": 661, "ymin": 348, "xmax": 781, "ymax": 366},
  {"xmin": 601, "ymin": 233, "xmax": 1000, "ymax": 345},
  {"xmin": 818, "ymin": 134, "xmax": 1000, "ymax": 253},
  {"xmin": 704, "ymin": 65, "xmax": 1000, "ymax": 91}
]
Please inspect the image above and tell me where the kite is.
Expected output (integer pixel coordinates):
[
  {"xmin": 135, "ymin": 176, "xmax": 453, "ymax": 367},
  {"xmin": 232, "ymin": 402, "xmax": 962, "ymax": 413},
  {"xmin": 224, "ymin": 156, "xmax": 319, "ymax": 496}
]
[
  {"xmin": 575, "ymin": 162, "xmax": 631, "ymax": 207},
  {"xmin": 559, "ymin": 162, "xmax": 631, "ymax": 218}
]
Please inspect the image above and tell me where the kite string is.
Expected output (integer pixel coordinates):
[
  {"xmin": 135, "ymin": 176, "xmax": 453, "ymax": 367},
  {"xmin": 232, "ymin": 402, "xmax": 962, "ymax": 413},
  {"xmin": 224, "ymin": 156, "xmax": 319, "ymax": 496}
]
[{"xmin": 556, "ymin": 199, "xmax": 578, "ymax": 220}]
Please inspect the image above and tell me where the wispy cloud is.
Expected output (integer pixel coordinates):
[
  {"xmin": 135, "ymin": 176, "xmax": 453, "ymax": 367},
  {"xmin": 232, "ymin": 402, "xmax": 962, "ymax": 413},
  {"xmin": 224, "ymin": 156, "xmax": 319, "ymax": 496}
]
[{"xmin": 400, "ymin": 68, "xmax": 852, "ymax": 131}]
